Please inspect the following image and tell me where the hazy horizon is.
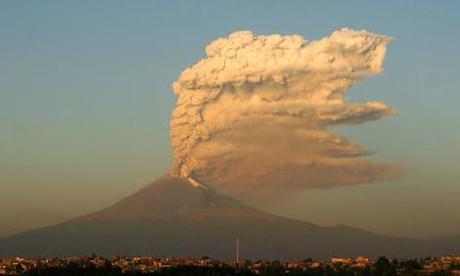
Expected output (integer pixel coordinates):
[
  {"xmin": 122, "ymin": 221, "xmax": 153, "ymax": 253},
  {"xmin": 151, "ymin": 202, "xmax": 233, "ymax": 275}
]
[{"xmin": 1, "ymin": 1, "xmax": 460, "ymax": 240}]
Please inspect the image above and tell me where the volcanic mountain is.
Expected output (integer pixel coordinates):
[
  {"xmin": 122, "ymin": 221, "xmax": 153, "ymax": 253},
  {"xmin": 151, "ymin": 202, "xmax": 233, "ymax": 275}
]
[{"xmin": 0, "ymin": 176, "xmax": 458, "ymax": 259}]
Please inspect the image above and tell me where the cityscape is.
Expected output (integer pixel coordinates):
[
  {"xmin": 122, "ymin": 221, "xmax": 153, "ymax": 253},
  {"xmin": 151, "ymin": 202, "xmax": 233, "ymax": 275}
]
[{"xmin": 1, "ymin": 255, "xmax": 460, "ymax": 275}]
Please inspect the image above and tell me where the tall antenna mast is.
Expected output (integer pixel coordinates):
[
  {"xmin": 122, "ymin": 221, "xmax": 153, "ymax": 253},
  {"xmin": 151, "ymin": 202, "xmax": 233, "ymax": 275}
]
[{"xmin": 236, "ymin": 237, "xmax": 240, "ymax": 267}]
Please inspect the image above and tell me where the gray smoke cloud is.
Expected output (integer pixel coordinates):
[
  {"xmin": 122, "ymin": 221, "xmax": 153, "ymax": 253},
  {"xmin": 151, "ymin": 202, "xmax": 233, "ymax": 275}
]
[{"xmin": 170, "ymin": 28, "xmax": 402, "ymax": 200}]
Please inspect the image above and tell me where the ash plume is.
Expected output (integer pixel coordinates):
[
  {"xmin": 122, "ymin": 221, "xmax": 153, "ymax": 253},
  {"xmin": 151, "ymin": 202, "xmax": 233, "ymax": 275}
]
[{"xmin": 170, "ymin": 28, "xmax": 402, "ymax": 200}]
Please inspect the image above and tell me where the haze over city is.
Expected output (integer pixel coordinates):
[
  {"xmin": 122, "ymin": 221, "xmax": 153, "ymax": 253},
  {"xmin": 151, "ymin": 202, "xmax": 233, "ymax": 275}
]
[{"xmin": 1, "ymin": 0, "xmax": 459, "ymax": 253}]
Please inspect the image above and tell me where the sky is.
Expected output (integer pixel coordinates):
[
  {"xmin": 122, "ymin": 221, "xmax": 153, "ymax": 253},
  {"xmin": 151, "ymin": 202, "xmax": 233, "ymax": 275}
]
[{"xmin": 1, "ymin": 0, "xmax": 459, "ymax": 239}]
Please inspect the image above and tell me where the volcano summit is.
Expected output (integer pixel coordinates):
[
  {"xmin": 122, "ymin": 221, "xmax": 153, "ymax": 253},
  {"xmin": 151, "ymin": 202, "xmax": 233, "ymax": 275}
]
[{"xmin": 0, "ymin": 176, "xmax": 459, "ymax": 258}]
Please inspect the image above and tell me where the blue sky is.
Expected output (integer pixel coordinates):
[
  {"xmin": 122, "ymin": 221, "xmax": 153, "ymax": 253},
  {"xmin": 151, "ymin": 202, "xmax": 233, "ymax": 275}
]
[{"xmin": 1, "ymin": 0, "xmax": 459, "ymax": 238}]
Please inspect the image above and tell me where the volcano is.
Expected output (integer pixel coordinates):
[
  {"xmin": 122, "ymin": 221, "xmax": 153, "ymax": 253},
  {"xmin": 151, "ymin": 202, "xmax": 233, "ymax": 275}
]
[{"xmin": 0, "ymin": 176, "xmax": 458, "ymax": 259}]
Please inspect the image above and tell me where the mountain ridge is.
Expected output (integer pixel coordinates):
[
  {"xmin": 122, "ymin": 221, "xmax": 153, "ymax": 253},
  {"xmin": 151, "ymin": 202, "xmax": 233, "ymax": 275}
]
[{"xmin": 0, "ymin": 176, "xmax": 458, "ymax": 259}]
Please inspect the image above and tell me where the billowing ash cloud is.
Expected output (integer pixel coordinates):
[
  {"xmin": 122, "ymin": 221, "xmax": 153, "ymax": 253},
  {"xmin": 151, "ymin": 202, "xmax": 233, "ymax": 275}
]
[{"xmin": 170, "ymin": 28, "xmax": 402, "ymax": 200}]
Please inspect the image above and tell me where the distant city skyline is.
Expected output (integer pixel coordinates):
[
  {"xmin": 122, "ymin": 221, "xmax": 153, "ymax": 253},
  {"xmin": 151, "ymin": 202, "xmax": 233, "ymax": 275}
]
[
  {"xmin": 2, "ymin": 255, "xmax": 460, "ymax": 274},
  {"xmin": 1, "ymin": 0, "xmax": 460, "ymax": 239}
]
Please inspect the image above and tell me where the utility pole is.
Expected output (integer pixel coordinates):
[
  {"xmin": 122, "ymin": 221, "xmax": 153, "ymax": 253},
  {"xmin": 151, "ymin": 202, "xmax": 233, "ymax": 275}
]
[{"xmin": 236, "ymin": 237, "xmax": 240, "ymax": 268}]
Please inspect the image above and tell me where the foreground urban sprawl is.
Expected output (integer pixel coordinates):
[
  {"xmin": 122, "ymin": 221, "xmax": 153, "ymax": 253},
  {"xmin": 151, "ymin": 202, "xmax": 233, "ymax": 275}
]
[{"xmin": 1, "ymin": 255, "xmax": 460, "ymax": 275}]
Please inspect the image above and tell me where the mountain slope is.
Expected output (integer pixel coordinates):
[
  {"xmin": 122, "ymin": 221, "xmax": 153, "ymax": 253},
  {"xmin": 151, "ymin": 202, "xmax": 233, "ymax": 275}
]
[{"xmin": 0, "ymin": 176, "xmax": 458, "ymax": 259}]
